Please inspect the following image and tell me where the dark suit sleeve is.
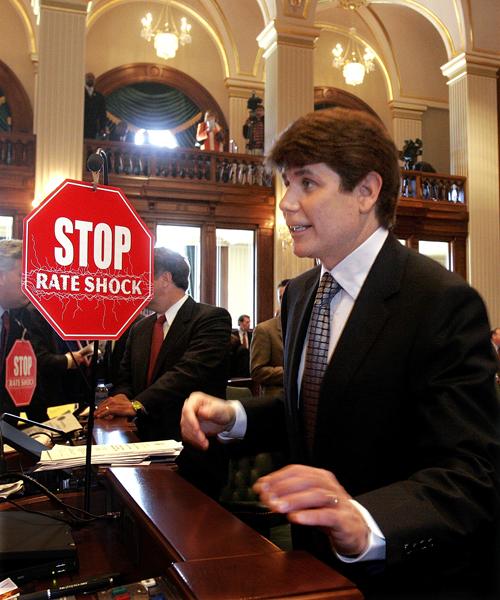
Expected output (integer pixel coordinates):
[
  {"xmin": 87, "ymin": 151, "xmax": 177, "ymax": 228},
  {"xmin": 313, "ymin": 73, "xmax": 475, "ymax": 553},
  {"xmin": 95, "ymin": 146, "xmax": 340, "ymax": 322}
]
[
  {"xmin": 356, "ymin": 281, "xmax": 500, "ymax": 573},
  {"xmin": 23, "ymin": 306, "xmax": 68, "ymax": 372},
  {"xmin": 134, "ymin": 307, "xmax": 231, "ymax": 418}
]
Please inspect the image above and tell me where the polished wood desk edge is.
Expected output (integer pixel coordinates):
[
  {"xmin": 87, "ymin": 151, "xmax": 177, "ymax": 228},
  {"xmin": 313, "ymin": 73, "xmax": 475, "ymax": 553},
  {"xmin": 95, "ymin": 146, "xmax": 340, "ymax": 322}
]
[
  {"xmin": 168, "ymin": 551, "xmax": 362, "ymax": 600},
  {"xmin": 106, "ymin": 466, "xmax": 279, "ymax": 561}
]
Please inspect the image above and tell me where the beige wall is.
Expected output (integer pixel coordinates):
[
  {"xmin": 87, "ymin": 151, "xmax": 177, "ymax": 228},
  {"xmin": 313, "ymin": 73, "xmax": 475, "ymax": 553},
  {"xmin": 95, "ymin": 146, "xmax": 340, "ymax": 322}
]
[
  {"xmin": 1, "ymin": 1, "xmax": 35, "ymax": 107},
  {"xmin": 422, "ymin": 108, "xmax": 450, "ymax": 174}
]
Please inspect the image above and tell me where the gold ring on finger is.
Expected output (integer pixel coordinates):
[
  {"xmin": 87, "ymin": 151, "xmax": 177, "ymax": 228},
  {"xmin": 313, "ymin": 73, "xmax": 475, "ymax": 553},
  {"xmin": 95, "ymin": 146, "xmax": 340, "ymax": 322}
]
[{"xmin": 326, "ymin": 494, "xmax": 339, "ymax": 506}]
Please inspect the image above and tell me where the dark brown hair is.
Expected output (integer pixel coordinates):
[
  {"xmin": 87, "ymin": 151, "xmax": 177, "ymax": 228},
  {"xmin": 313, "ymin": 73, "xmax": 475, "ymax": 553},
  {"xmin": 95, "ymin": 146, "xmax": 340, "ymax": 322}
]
[
  {"xmin": 154, "ymin": 247, "xmax": 190, "ymax": 291},
  {"xmin": 267, "ymin": 108, "xmax": 401, "ymax": 228}
]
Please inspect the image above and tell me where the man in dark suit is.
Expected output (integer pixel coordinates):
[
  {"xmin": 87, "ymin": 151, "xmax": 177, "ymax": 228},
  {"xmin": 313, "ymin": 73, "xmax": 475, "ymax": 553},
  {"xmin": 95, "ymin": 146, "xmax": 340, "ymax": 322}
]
[
  {"xmin": 84, "ymin": 72, "xmax": 107, "ymax": 139},
  {"xmin": 181, "ymin": 108, "xmax": 499, "ymax": 598},
  {"xmin": 0, "ymin": 240, "xmax": 48, "ymax": 421},
  {"xmin": 95, "ymin": 247, "xmax": 232, "ymax": 495},
  {"xmin": 23, "ymin": 306, "xmax": 93, "ymax": 411},
  {"xmin": 230, "ymin": 314, "xmax": 252, "ymax": 377}
]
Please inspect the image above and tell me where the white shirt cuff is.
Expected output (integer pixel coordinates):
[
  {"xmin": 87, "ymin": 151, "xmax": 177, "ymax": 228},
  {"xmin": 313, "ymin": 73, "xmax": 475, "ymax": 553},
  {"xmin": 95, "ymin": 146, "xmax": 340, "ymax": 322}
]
[
  {"xmin": 217, "ymin": 400, "xmax": 247, "ymax": 441},
  {"xmin": 335, "ymin": 499, "xmax": 386, "ymax": 563}
]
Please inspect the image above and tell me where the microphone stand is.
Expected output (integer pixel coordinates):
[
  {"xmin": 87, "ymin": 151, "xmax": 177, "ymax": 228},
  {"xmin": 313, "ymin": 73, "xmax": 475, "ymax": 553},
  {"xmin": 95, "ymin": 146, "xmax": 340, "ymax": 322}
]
[{"xmin": 83, "ymin": 149, "xmax": 108, "ymax": 512}]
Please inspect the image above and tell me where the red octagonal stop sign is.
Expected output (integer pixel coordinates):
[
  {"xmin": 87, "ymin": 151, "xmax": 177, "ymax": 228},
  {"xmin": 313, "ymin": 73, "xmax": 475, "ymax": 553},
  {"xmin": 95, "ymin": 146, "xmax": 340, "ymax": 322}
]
[
  {"xmin": 6, "ymin": 340, "xmax": 37, "ymax": 407},
  {"xmin": 22, "ymin": 179, "xmax": 153, "ymax": 340}
]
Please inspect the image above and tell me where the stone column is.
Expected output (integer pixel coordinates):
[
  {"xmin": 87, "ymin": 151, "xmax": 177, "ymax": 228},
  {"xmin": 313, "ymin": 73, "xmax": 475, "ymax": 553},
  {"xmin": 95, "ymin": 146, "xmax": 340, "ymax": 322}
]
[
  {"xmin": 389, "ymin": 100, "xmax": 427, "ymax": 154},
  {"xmin": 257, "ymin": 19, "xmax": 320, "ymax": 289},
  {"xmin": 34, "ymin": 0, "xmax": 87, "ymax": 204},
  {"xmin": 441, "ymin": 52, "xmax": 500, "ymax": 325},
  {"xmin": 225, "ymin": 78, "xmax": 264, "ymax": 154}
]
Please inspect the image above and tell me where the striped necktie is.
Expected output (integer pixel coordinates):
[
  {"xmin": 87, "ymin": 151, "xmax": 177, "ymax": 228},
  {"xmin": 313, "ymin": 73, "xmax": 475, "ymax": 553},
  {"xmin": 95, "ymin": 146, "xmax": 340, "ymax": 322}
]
[{"xmin": 301, "ymin": 272, "xmax": 341, "ymax": 454}]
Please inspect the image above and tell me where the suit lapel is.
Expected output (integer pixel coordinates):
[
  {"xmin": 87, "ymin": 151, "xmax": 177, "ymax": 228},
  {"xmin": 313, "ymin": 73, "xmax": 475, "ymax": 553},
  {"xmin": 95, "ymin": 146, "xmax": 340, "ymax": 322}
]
[
  {"xmin": 320, "ymin": 234, "xmax": 406, "ymax": 405},
  {"xmin": 151, "ymin": 297, "xmax": 195, "ymax": 380}
]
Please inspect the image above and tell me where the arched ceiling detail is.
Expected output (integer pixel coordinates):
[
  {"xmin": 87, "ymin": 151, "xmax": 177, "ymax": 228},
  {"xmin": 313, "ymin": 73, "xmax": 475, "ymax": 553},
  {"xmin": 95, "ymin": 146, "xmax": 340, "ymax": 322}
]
[
  {"xmin": 88, "ymin": 0, "xmax": 231, "ymax": 77},
  {"xmin": 367, "ymin": 0, "xmax": 460, "ymax": 58},
  {"xmin": 7, "ymin": 0, "xmax": 37, "ymax": 55},
  {"xmin": 316, "ymin": 22, "xmax": 393, "ymax": 100}
]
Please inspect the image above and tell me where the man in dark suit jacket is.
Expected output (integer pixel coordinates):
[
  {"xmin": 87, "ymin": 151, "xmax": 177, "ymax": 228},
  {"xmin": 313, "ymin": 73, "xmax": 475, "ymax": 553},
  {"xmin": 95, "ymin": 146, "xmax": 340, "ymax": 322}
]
[
  {"xmin": 181, "ymin": 108, "xmax": 499, "ymax": 598},
  {"xmin": 230, "ymin": 314, "xmax": 252, "ymax": 377},
  {"xmin": 95, "ymin": 247, "xmax": 232, "ymax": 495},
  {"xmin": 84, "ymin": 72, "xmax": 107, "ymax": 139},
  {"xmin": 23, "ymin": 306, "xmax": 93, "ymax": 411},
  {"xmin": 0, "ymin": 240, "xmax": 48, "ymax": 421}
]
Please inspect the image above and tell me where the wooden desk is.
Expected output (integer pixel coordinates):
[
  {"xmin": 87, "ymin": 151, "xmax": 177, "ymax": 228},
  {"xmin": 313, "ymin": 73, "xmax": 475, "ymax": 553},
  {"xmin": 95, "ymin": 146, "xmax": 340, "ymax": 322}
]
[
  {"xmin": 107, "ymin": 466, "xmax": 362, "ymax": 599},
  {"xmin": 3, "ymin": 419, "xmax": 363, "ymax": 599}
]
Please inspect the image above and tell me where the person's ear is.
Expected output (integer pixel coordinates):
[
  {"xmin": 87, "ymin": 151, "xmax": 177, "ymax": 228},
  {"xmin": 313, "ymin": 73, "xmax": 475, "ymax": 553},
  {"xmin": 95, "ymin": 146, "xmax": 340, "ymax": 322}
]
[
  {"xmin": 356, "ymin": 171, "xmax": 382, "ymax": 215},
  {"xmin": 158, "ymin": 271, "xmax": 172, "ymax": 289}
]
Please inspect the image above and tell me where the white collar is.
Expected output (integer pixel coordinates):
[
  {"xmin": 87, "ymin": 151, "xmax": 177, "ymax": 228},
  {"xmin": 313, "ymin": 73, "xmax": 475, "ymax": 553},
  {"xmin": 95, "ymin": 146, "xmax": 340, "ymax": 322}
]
[
  {"xmin": 321, "ymin": 227, "xmax": 389, "ymax": 301},
  {"xmin": 162, "ymin": 294, "xmax": 189, "ymax": 326}
]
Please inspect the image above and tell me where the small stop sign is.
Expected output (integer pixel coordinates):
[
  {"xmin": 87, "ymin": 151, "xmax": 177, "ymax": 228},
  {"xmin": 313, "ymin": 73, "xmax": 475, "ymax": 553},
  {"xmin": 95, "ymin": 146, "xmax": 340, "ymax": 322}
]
[
  {"xmin": 22, "ymin": 179, "xmax": 154, "ymax": 340},
  {"xmin": 5, "ymin": 340, "xmax": 37, "ymax": 407}
]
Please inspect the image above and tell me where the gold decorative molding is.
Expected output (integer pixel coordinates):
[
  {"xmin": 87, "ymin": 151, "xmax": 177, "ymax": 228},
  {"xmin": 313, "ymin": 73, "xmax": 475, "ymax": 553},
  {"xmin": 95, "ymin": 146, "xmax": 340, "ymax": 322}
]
[
  {"xmin": 283, "ymin": 0, "xmax": 313, "ymax": 20},
  {"xmin": 257, "ymin": 19, "xmax": 320, "ymax": 58},
  {"xmin": 41, "ymin": 0, "xmax": 87, "ymax": 14},
  {"xmin": 9, "ymin": 0, "xmax": 37, "ymax": 54},
  {"xmin": 441, "ymin": 52, "xmax": 500, "ymax": 84}
]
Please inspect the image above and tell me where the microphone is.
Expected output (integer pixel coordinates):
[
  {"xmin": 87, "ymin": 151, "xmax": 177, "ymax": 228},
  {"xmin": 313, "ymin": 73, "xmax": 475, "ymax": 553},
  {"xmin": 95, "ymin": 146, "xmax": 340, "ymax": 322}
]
[
  {"xmin": 1, "ymin": 412, "xmax": 67, "ymax": 438},
  {"xmin": 86, "ymin": 153, "xmax": 104, "ymax": 173}
]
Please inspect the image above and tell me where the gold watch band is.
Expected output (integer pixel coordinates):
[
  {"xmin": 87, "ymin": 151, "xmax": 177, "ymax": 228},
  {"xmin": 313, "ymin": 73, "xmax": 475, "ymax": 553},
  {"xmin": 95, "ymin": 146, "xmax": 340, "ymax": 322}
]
[{"xmin": 131, "ymin": 400, "xmax": 144, "ymax": 413}]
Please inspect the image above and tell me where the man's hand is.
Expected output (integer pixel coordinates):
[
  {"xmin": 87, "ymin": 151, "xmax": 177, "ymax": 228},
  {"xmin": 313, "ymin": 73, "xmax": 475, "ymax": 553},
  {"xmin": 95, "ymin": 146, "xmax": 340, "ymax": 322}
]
[
  {"xmin": 95, "ymin": 393, "xmax": 136, "ymax": 420},
  {"xmin": 253, "ymin": 465, "xmax": 369, "ymax": 557},
  {"xmin": 181, "ymin": 392, "xmax": 236, "ymax": 450}
]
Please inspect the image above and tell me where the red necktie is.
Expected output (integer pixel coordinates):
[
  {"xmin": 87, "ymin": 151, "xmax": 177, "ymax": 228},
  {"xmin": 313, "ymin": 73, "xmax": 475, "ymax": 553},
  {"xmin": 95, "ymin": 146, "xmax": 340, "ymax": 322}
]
[
  {"xmin": 147, "ymin": 314, "xmax": 166, "ymax": 385},
  {"xmin": 1, "ymin": 311, "xmax": 10, "ymax": 378},
  {"xmin": 242, "ymin": 331, "xmax": 248, "ymax": 349}
]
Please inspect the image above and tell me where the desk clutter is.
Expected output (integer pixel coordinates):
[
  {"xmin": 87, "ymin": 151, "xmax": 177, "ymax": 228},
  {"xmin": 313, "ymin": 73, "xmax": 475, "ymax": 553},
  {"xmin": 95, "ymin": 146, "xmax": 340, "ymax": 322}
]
[{"xmin": 34, "ymin": 440, "xmax": 183, "ymax": 472}]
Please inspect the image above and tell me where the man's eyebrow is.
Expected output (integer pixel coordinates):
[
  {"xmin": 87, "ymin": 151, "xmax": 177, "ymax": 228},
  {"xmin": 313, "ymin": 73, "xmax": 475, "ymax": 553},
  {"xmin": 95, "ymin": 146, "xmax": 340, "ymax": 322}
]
[{"xmin": 287, "ymin": 167, "xmax": 314, "ymax": 177}]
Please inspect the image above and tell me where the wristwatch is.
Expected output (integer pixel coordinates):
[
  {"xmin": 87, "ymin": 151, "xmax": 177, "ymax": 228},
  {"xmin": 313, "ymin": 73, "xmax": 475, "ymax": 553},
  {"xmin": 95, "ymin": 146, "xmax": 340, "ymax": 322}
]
[{"xmin": 131, "ymin": 400, "xmax": 145, "ymax": 413}]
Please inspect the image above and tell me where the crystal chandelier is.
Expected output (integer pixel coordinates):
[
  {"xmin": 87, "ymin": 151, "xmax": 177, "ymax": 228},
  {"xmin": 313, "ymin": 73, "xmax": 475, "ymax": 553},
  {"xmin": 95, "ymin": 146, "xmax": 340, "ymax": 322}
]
[
  {"xmin": 332, "ymin": 28, "xmax": 375, "ymax": 86},
  {"xmin": 140, "ymin": 1, "xmax": 192, "ymax": 61}
]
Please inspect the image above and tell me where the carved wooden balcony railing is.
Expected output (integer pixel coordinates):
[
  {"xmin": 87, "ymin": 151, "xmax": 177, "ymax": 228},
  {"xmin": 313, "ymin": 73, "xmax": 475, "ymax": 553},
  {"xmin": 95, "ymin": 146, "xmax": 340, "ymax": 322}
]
[
  {"xmin": 84, "ymin": 139, "xmax": 273, "ymax": 188},
  {"xmin": 401, "ymin": 169, "xmax": 466, "ymax": 204},
  {"xmin": 0, "ymin": 131, "xmax": 35, "ymax": 168}
]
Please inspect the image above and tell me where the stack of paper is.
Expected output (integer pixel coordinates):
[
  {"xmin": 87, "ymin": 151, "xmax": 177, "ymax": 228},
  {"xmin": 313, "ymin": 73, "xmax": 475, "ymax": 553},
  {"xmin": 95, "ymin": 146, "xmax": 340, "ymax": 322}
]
[{"xmin": 34, "ymin": 440, "xmax": 183, "ymax": 472}]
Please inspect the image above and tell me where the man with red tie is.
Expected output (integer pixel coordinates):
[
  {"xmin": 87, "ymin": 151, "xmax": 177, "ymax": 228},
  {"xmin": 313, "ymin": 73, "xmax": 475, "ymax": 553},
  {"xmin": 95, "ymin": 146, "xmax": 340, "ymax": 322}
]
[{"xmin": 95, "ymin": 247, "xmax": 231, "ymax": 495}]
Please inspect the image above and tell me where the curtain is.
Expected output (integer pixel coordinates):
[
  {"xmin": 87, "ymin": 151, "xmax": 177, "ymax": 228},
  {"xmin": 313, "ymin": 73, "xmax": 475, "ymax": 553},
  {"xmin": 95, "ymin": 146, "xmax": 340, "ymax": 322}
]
[
  {"xmin": 185, "ymin": 245, "xmax": 196, "ymax": 297},
  {"xmin": 105, "ymin": 82, "xmax": 201, "ymax": 147}
]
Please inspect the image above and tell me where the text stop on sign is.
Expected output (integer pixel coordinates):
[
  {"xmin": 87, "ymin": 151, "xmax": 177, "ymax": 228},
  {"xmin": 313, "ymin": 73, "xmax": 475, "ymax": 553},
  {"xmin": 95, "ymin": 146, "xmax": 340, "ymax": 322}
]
[
  {"xmin": 5, "ymin": 339, "xmax": 37, "ymax": 407},
  {"xmin": 22, "ymin": 179, "xmax": 154, "ymax": 340}
]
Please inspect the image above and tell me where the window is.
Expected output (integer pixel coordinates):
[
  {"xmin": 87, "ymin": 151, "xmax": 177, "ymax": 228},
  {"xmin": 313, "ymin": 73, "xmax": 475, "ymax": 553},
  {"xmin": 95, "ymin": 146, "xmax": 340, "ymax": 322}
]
[
  {"xmin": 156, "ymin": 225, "xmax": 201, "ymax": 301},
  {"xmin": 418, "ymin": 240, "xmax": 451, "ymax": 270},
  {"xmin": 216, "ymin": 229, "xmax": 255, "ymax": 327},
  {"xmin": 0, "ymin": 216, "xmax": 13, "ymax": 240}
]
